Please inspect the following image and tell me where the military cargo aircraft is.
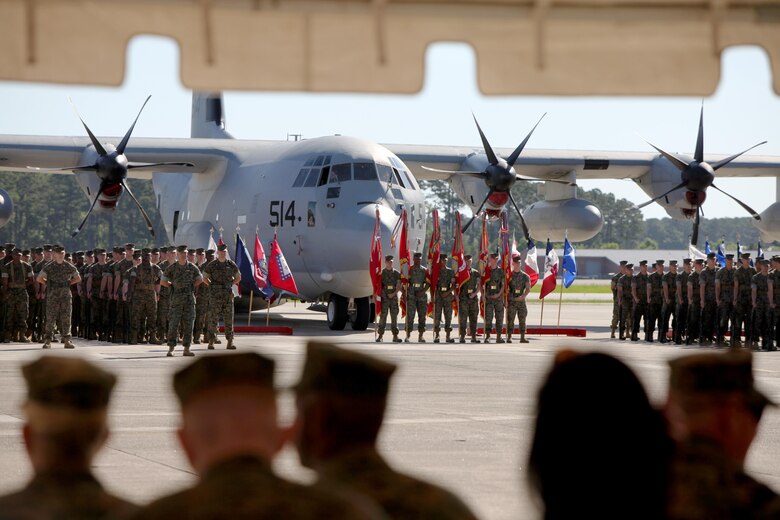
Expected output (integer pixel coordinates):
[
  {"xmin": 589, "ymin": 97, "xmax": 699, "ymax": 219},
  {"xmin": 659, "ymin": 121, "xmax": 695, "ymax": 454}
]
[{"xmin": 0, "ymin": 93, "xmax": 778, "ymax": 330}]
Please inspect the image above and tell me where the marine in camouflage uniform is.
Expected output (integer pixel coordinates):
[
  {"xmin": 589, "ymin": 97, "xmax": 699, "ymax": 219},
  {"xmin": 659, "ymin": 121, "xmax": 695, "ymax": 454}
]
[
  {"xmin": 37, "ymin": 246, "xmax": 81, "ymax": 349},
  {"xmin": 666, "ymin": 351, "xmax": 780, "ymax": 519},
  {"xmin": 2, "ymin": 249, "xmax": 33, "ymax": 342},
  {"xmin": 715, "ymin": 254, "xmax": 736, "ymax": 346},
  {"xmin": 432, "ymin": 255, "xmax": 456, "ymax": 343},
  {"xmin": 376, "ymin": 255, "xmax": 401, "ymax": 343},
  {"xmin": 674, "ymin": 259, "xmax": 692, "ymax": 345},
  {"xmin": 0, "ymin": 356, "xmax": 138, "ymax": 519},
  {"xmin": 506, "ymin": 255, "xmax": 531, "ymax": 344},
  {"xmin": 751, "ymin": 260, "xmax": 771, "ymax": 351},
  {"xmin": 631, "ymin": 261, "xmax": 649, "ymax": 341},
  {"xmin": 483, "ymin": 253, "xmax": 505, "ymax": 344},
  {"xmin": 660, "ymin": 260, "xmax": 679, "ymax": 344},
  {"xmin": 610, "ymin": 262, "xmax": 627, "ymax": 339},
  {"xmin": 698, "ymin": 254, "xmax": 719, "ymax": 345},
  {"xmin": 686, "ymin": 260, "xmax": 704, "ymax": 345},
  {"xmin": 26, "ymin": 248, "xmax": 42, "ymax": 340},
  {"xmin": 458, "ymin": 255, "xmax": 481, "ymax": 344},
  {"xmin": 128, "ymin": 249, "xmax": 162, "ymax": 345},
  {"xmin": 161, "ymin": 245, "xmax": 203, "ymax": 357},
  {"xmin": 617, "ymin": 264, "xmax": 634, "ymax": 340},
  {"xmin": 193, "ymin": 248, "xmax": 212, "ymax": 344},
  {"xmin": 732, "ymin": 253, "xmax": 756, "ymax": 348},
  {"xmin": 404, "ymin": 252, "xmax": 429, "ymax": 343},
  {"xmin": 156, "ymin": 247, "xmax": 173, "ymax": 342},
  {"xmin": 203, "ymin": 244, "xmax": 240, "ymax": 350},
  {"xmin": 294, "ymin": 341, "xmax": 479, "ymax": 520},
  {"xmin": 70, "ymin": 252, "xmax": 84, "ymax": 338},
  {"xmin": 31, "ymin": 246, "xmax": 51, "ymax": 342},
  {"xmin": 112, "ymin": 244, "xmax": 134, "ymax": 343},
  {"xmin": 78, "ymin": 251, "xmax": 93, "ymax": 340},
  {"xmin": 87, "ymin": 249, "xmax": 111, "ymax": 341},
  {"xmin": 645, "ymin": 260, "xmax": 665, "ymax": 343},
  {"xmin": 768, "ymin": 256, "xmax": 780, "ymax": 351}
]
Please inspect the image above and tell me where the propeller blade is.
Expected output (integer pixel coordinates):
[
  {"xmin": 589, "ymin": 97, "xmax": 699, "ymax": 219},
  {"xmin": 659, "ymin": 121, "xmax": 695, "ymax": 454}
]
[
  {"xmin": 462, "ymin": 189, "xmax": 494, "ymax": 232},
  {"xmin": 641, "ymin": 137, "xmax": 690, "ymax": 172},
  {"xmin": 69, "ymin": 98, "xmax": 107, "ymax": 156},
  {"xmin": 507, "ymin": 191, "xmax": 531, "ymax": 241},
  {"xmin": 515, "ymin": 174, "xmax": 576, "ymax": 187},
  {"xmin": 72, "ymin": 187, "xmax": 102, "ymax": 237},
  {"xmin": 472, "ymin": 114, "xmax": 499, "ymax": 166},
  {"xmin": 694, "ymin": 103, "xmax": 705, "ymax": 163},
  {"xmin": 710, "ymin": 183, "xmax": 761, "ymax": 220},
  {"xmin": 691, "ymin": 207, "xmax": 701, "ymax": 246},
  {"xmin": 117, "ymin": 95, "xmax": 152, "ymax": 154},
  {"xmin": 120, "ymin": 181, "xmax": 156, "ymax": 236},
  {"xmin": 710, "ymin": 141, "xmax": 767, "ymax": 171},
  {"xmin": 127, "ymin": 161, "xmax": 195, "ymax": 169},
  {"xmin": 506, "ymin": 113, "xmax": 546, "ymax": 167},
  {"xmin": 636, "ymin": 181, "xmax": 688, "ymax": 209},
  {"xmin": 26, "ymin": 164, "xmax": 97, "ymax": 172}
]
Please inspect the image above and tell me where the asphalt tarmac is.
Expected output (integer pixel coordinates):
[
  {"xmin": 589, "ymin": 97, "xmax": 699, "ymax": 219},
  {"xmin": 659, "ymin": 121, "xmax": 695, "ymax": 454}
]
[{"xmin": 1, "ymin": 302, "xmax": 778, "ymax": 520}]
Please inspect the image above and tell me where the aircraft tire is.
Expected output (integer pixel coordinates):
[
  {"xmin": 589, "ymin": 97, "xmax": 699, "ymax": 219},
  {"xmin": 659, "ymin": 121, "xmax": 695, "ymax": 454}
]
[
  {"xmin": 327, "ymin": 294, "xmax": 348, "ymax": 330},
  {"xmin": 351, "ymin": 297, "xmax": 370, "ymax": 331}
]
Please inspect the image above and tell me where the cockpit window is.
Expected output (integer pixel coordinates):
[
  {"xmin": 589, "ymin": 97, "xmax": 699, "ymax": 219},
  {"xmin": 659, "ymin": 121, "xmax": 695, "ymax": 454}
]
[
  {"xmin": 293, "ymin": 169, "xmax": 309, "ymax": 187},
  {"xmin": 303, "ymin": 168, "xmax": 320, "ymax": 187},
  {"xmin": 330, "ymin": 163, "xmax": 352, "ymax": 183},
  {"xmin": 401, "ymin": 169, "xmax": 417, "ymax": 190},
  {"xmin": 377, "ymin": 164, "xmax": 395, "ymax": 185},
  {"xmin": 304, "ymin": 157, "xmax": 315, "ymax": 167},
  {"xmin": 392, "ymin": 168, "xmax": 406, "ymax": 188},
  {"xmin": 354, "ymin": 163, "xmax": 377, "ymax": 181},
  {"xmin": 313, "ymin": 156, "xmax": 325, "ymax": 167}
]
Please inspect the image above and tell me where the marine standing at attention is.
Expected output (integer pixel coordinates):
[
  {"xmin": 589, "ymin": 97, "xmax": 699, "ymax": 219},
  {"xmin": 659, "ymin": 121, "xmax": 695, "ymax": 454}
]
[{"xmin": 376, "ymin": 255, "xmax": 402, "ymax": 343}]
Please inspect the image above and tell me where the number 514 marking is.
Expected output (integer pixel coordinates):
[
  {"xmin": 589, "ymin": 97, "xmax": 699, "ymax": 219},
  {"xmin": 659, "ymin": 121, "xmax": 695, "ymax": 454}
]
[{"xmin": 269, "ymin": 200, "xmax": 298, "ymax": 227}]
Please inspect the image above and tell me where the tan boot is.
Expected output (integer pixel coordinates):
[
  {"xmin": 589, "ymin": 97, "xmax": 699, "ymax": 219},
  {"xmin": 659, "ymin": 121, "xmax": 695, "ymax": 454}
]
[
  {"xmin": 63, "ymin": 339, "xmax": 75, "ymax": 349},
  {"xmin": 183, "ymin": 347, "xmax": 195, "ymax": 357},
  {"xmin": 418, "ymin": 332, "xmax": 426, "ymax": 343},
  {"xmin": 392, "ymin": 333, "xmax": 402, "ymax": 343},
  {"xmin": 376, "ymin": 333, "xmax": 383, "ymax": 343},
  {"xmin": 446, "ymin": 331, "xmax": 455, "ymax": 343},
  {"xmin": 520, "ymin": 332, "xmax": 529, "ymax": 343},
  {"xmin": 42, "ymin": 339, "xmax": 51, "ymax": 349},
  {"xmin": 193, "ymin": 333, "xmax": 201, "ymax": 345},
  {"xmin": 226, "ymin": 338, "xmax": 235, "ymax": 350},
  {"xmin": 433, "ymin": 332, "xmax": 440, "ymax": 343}
]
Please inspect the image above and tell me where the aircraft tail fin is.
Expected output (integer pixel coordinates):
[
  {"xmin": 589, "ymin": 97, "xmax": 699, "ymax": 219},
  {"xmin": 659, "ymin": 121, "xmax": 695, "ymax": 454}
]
[{"xmin": 191, "ymin": 92, "xmax": 233, "ymax": 139}]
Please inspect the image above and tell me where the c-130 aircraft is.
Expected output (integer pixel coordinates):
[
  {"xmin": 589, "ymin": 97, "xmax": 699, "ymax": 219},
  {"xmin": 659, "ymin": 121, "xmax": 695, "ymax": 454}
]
[{"xmin": 1, "ymin": 93, "xmax": 779, "ymax": 330}]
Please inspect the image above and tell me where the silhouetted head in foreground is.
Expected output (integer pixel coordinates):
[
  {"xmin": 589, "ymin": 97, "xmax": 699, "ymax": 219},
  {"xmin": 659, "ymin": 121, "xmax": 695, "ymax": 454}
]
[{"xmin": 528, "ymin": 351, "xmax": 671, "ymax": 520}]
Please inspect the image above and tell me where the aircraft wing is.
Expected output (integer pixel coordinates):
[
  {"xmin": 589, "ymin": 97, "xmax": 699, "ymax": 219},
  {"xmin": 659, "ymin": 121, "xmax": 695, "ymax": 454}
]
[
  {"xmin": 388, "ymin": 144, "xmax": 780, "ymax": 181},
  {"xmin": 0, "ymin": 135, "xmax": 265, "ymax": 179}
]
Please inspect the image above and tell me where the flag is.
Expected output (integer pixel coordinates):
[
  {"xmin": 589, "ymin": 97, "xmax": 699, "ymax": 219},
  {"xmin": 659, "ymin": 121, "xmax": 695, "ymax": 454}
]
[
  {"xmin": 398, "ymin": 209, "xmax": 410, "ymax": 317},
  {"xmin": 427, "ymin": 209, "xmax": 441, "ymax": 317},
  {"xmin": 757, "ymin": 239, "xmax": 764, "ymax": 260},
  {"xmin": 562, "ymin": 237, "xmax": 577, "ymax": 288},
  {"xmin": 539, "ymin": 239, "xmax": 559, "ymax": 300},
  {"xmin": 235, "ymin": 233, "xmax": 259, "ymax": 297},
  {"xmin": 268, "ymin": 230, "xmax": 299, "ymax": 295},
  {"xmin": 689, "ymin": 243, "xmax": 706, "ymax": 261},
  {"xmin": 451, "ymin": 212, "xmax": 469, "ymax": 317},
  {"xmin": 478, "ymin": 216, "xmax": 489, "ymax": 317},
  {"xmin": 370, "ymin": 208, "xmax": 383, "ymax": 317},
  {"xmin": 705, "ymin": 240, "xmax": 712, "ymax": 256},
  {"xmin": 207, "ymin": 230, "xmax": 218, "ymax": 253},
  {"xmin": 511, "ymin": 234, "xmax": 520, "ymax": 259},
  {"xmin": 524, "ymin": 239, "xmax": 539, "ymax": 287},
  {"xmin": 716, "ymin": 240, "xmax": 726, "ymax": 268},
  {"xmin": 737, "ymin": 241, "xmax": 743, "ymax": 259},
  {"xmin": 253, "ymin": 231, "xmax": 274, "ymax": 300},
  {"xmin": 500, "ymin": 212, "xmax": 511, "ymax": 300}
]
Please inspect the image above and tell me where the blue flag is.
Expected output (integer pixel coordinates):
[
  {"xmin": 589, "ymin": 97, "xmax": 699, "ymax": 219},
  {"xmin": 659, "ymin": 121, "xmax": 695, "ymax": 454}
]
[
  {"xmin": 757, "ymin": 240, "xmax": 764, "ymax": 260},
  {"xmin": 716, "ymin": 241, "xmax": 726, "ymax": 268},
  {"xmin": 235, "ymin": 233, "xmax": 261, "ymax": 295},
  {"xmin": 705, "ymin": 241, "xmax": 712, "ymax": 256},
  {"xmin": 737, "ymin": 241, "xmax": 743, "ymax": 258},
  {"xmin": 562, "ymin": 238, "xmax": 577, "ymax": 288}
]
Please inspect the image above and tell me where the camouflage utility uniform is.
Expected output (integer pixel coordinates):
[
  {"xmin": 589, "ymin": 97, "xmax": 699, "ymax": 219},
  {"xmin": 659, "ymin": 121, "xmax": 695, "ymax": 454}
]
[
  {"xmin": 699, "ymin": 267, "xmax": 718, "ymax": 344},
  {"xmin": 377, "ymin": 268, "xmax": 401, "ymax": 341},
  {"xmin": 675, "ymin": 270, "xmax": 690, "ymax": 344},
  {"xmin": 507, "ymin": 270, "xmax": 531, "ymax": 343},
  {"xmin": 156, "ymin": 259, "xmax": 171, "ymax": 342},
  {"xmin": 432, "ymin": 265, "xmax": 455, "ymax": 342},
  {"xmin": 733, "ymin": 265, "xmax": 756, "ymax": 347},
  {"xmin": 483, "ymin": 267, "xmax": 505, "ymax": 342},
  {"xmin": 405, "ymin": 264, "xmax": 429, "ymax": 341},
  {"xmin": 163, "ymin": 261, "xmax": 202, "ymax": 356},
  {"xmin": 661, "ymin": 270, "xmax": 678, "ymax": 344},
  {"xmin": 203, "ymin": 259, "xmax": 239, "ymax": 349},
  {"xmin": 194, "ymin": 259, "xmax": 211, "ymax": 343},
  {"xmin": 716, "ymin": 267, "xmax": 735, "ymax": 345},
  {"xmin": 686, "ymin": 270, "xmax": 701, "ymax": 345},
  {"xmin": 610, "ymin": 271, "xmax": 622, "ymax": 337},
  {"xmin": 458, "ymin": 268, "xmax": 481, "ymax": 343},
  {"xmin": 129, "ymin": 262, "xmax": 162, "ymax": 344},
  {"xmin": 631, "ymin": 271, "xmax": 648, "ymax": 341},
  {"xmin": 2, "ymin": 260, "xmax": 33, "ymax": 341},
  {"xmin": 646, "ymin": 271, "xmax": 664, "ymax": 342},
  {"xmin": 618, "ymin": 273, "xmax": 634, "ymax": 340},
  {"xmin": 40, "ymin": 261, "xmax": 79, "ymax": 346},
  {"xmin": 752, "ymin": 271, "xmax": 771, "ymax": 350}
]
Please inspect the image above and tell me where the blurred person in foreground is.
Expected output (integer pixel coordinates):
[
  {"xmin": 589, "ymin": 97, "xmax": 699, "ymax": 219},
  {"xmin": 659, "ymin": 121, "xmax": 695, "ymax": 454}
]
[
  {"xmin": 0, "ymin": 356, "xmax": 137, "ymax": 519},
  {"xmin": 132, "ymin": 352, "xmax": 380, "ymax": 520},
  {"xmin": 665, "ymin": 351, "xmax": 780, "ymax": 519},
  {"xmin": 528, "ymin": 351, "xmax": 672, "ymax": 520},
  {"xmin": 293, "ymin": 341, "xmax": 479, "ymax": 519}
]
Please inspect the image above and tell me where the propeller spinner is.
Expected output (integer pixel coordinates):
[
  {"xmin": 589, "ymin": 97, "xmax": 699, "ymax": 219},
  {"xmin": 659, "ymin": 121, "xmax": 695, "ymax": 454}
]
[
  {"xmin": 422, "ymin": 113, "xmax": 575, "ymax": 240},
  {"xmin": 28, "ymin": 96, "xmax": 194, "ymax": 237},
  {"xmin": 637, "ymin": 105, "xmax": 766, "ymax": 246}
]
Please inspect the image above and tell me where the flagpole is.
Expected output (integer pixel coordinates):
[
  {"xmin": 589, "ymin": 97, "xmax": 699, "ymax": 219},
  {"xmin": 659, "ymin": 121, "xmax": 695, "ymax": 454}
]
[
  {"xmin": 248, "ymin": 290, "xmax": 253, "ymax": 326},
  {"xmin": 266, "ymin": 297, "xmax": 270, "ymax": 326},
  {"xmin": 540, "ymin": 298, "xmax": 545, "ymax": 330},
  {"xmin": 556, "ymin": 266, "xmax": 564, "ymax": 333}
]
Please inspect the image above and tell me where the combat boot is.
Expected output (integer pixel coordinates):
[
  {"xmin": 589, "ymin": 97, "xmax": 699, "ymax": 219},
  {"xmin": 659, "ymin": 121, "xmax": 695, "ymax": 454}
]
[
  {"xmin": 42, "ymin": 339, "xmax": 51, "ymax": 349},
  {"xmin": 376, "ymin": 333, "xmax": 383, "ymax": 343},
  {"xmin": 19, "ymin": 331, "xmax": 31, "ymax": 344},
  {"xmin": 63, "ymin": 339, "xmax": 75, "ymax": 349},
  {"xmin": 149, "ymin": 333, "xmax": 162, "ymax": 345},
  {"xmin": 392, "ymin": 333, "xmax": 402, "ymax": 343},
  {"xmin": 610, "ymin": 328, "xmax": 616, "ymax": 339},
  {"xmin": 433, "ymin": 332, "xmax": 440, "ymax": 344},
  {"xmin": 506, "ymin": 335, "xmax": 512, "ymax": 344},
  {"xmin": 459, "ymin": 334, "xmax": 466, "ymax": 344},
  {"xmin": 520, "ymin": 332, "xmax": 529, "ymax": 343},
  {"xmin": 215, "ymin": 338, "xmax": 222, "ymax": 344},
  {"xmin": 193, "ymin": 334, "xmax": 201, "ymax": 345},
  {"xmin": 471, "ymin": 334, "xmax": 480, "ymax": 344},
  {"xmin": 404, "ymin": 333, "xmax": 411, "ymax": 343},
  {"xmin": 183, "ymin": 347, "xmax": 195, "ymax": 357},
  {"xmin": 496, "ymin": 334, "xmax": 505, "ymax": 344},
  {"xmin": 167, "ymin": 346, "xmax": 174, "ymax": 357},
  {"xmin": 208, "ymin": 340, "xmax": 215, "ymax": 350},
  {"xmin": 484, "ymin": 333, "xmax": 491, "ymax": 344},
  {"xmin": 226, "ymin": 338, "xmax": 235, "ymax": 350},
  {"xmin": 446, "ymin": 331, "xmax": 454, "ymax": 343},
  {"xmin": 418, "ymin": 332, "xmax": 426, "ymax": 343}
]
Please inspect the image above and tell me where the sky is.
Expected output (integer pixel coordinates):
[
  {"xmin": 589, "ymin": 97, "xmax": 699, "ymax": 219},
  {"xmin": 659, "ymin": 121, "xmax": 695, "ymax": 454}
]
[{"xmin": 0, "ymin": 36, "xmax": 777, "ymax": 220}]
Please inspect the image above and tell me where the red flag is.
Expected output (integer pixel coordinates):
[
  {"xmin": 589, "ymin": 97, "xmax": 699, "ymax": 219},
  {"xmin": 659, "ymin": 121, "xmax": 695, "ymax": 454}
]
[
  {"xmin": 500, "ymin": 212, "xmax": 511, "ymax": 301},
  {"xmin": 452, "ymin": 212, "xmax": 469, "ymax": 316},
  {"xmin": 539, "ymin": 239, "xmax": 559, "ymax": 300},
  {"xmin": 370, "ymin": 208, "xmax": 383, "ymax": 317},
  {"xmin": 268, "ymin": 230, "xmax": 299, "ymax": 295},
  {"xmin": 479, "ymin": 216, "xmax": 489, "ymax": 318},
  {"xmin": 398, "ymin": 209, "xmax": 410, "ymax": 317},
  {"xmin": 525, "ymin": 239, "xmax": 539, "ymax": 287},
  {"xmin": 427, "ymin": 209, "xmax": 441, "ymax": 317}
]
